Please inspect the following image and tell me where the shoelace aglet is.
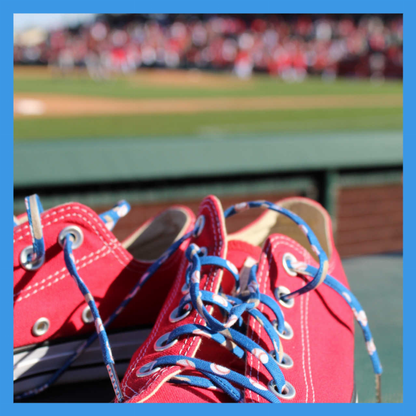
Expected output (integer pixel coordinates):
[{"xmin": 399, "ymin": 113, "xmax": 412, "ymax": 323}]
[
  {"xmin": 375, "ymin": 374, "xmax": 382, "ymax": 403},
  {"xmin": 107, "ymin": 362, "xmax": 124, "ymax": 403}
]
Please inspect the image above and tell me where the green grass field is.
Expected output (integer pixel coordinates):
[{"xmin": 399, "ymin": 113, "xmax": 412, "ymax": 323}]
[
  {"xmin": 14, "ymin": 70, "xmax": 403, "ymax": 141},
  {"xmin": 14, "ymin": 74, "xmax": 403, "ymax": 98}
]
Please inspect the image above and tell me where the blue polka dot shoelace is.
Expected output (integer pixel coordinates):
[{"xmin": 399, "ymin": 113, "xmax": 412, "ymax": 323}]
[{"xmin": 14, "ymin": 197, "xmax": 382, "ymax": 403}]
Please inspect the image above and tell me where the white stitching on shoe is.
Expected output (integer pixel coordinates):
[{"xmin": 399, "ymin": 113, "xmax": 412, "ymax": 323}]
[
  {"xmin": 14, "ymin": 205, "xmax": 132, "ymax": 266},
  {"xmin": 300, "ymin": 285, "xmax": 309, "ymax": 402},
  {"xmin": 15, "ymin": 247, "xmax": 112, "ymax": 302},
  {"xmin": 306, "ymin": 292, "xmax": 316, "ymax": 403},
  {"xmin": 14, "ymin": 245, "xmax": 112, "ymax": 298}
]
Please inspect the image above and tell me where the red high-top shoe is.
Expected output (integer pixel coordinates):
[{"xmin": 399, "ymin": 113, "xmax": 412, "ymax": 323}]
[
  {"xmin": 117, "ymin": 195, "xmax": 382, "ymax": 403},
  {"xmin": 13, "ymin": 195, "xmax": 194, "ymax": 399}
]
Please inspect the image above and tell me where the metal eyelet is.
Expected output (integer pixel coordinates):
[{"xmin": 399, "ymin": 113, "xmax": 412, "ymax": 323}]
[
  {"xmin": 192, "ymin": 215, "xmax": 205, "ymax": 238},
  {"xmin": 181, "ymin": 282, "xmax": 190, "ymax": 294},
  {"xmin": 282, "ymin": 253, "xmax": 298, "ymax": 276},
  {"xmin": 268, "ymin": 380, "xmax": 296, "ymax": 400},
  {"xmin": 20, "ymin": 246, "xmax": 44, "ymax": 271},
  {"xmin": 169, "ymin": 305, "xmax": 192, "ymax": 323},
  {"xmin": 154, "ymin": 332, "xmax": 178, "ymax": 352},
  {"xmin": 136, "ymin": 360, "xmax": 161, "ymax": 378},
  {"xmin": 58, "ymin": 226, "xmax": 84, "ymax": 249},
  {"xmin": 271, "ymin": 351, "xmax": 294, "ymax": 369},
  {"xmin": 275, "ymin": 286, "xmax": 295, "ymax": 309},
  {"xmin": 279, "ymin": 352, "xmax": 294, "ymax": 369},
  {"xmin": 82, "ymin": 306, "xmax": 94, "ymax": 324},
  {"xmin": 32, "ymin": 317, "xmax": 50, "ymax": 337},
  {"xmin": 277, "ymin": 321, "xmax": 294, "ymax": 340},
  {"xmin": 199, "ymin": 247, "xmax": 208, "ymax": 256}
]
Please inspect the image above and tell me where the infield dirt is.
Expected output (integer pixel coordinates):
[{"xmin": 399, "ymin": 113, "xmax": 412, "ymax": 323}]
[{"xmin": 14, "ymin": 92, "xmax": 403, "ymax": 119}]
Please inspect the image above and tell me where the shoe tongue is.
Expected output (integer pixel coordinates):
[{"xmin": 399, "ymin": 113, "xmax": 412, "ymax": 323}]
[
  {"xmin": 222, "ymin": 239, "xmax": 262, "ymax": 294},
  {"xmin": 191, "ymin": 196, "xmax": 263, "ymax": 295}
]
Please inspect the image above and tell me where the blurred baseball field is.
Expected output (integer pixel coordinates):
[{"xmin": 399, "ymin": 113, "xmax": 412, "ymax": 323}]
[
  {"xmin": 13, "ymin": 12, "xmax": 403, "ymax": 403},
  {"xmin": 14, "ymin": 66, "xmax": 402, "ymax": 141}
]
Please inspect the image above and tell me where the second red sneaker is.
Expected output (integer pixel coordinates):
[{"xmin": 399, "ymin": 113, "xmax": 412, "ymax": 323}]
[{"xmin": 117, "ymin": 195, "xmax": 382, "ymax": 403}]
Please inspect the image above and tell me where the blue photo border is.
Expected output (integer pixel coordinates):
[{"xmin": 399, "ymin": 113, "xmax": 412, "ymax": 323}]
[{"xmin": 3, "ymin": 2, "xmax": 407, "ymax": 415}]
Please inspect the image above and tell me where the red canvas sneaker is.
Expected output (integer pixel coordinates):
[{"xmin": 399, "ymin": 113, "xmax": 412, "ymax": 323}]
[
  {"xmin": 114, "ymin": 195, "xmax": 382, "ymax": 403},
  {"xmin": 13, "ymin": 195, "xmax": 195, "ymax": 399}
]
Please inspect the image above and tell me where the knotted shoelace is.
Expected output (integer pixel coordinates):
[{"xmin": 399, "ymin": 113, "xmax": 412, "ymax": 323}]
[{"xmin": 15, "ymin": 198, "xmax": 382, "ymax": 403}]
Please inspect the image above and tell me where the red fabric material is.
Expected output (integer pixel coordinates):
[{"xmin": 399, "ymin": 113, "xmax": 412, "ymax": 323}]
[
  {"xmin": 13, "ymin": 202, "xmax": 194, "ymax": 349},
  {"xmin": 144, "ymin": 382, "xmax": 230, "ymax": 403},
  {"xmin": 123, "ymin": 196, "xmax": 355, "ymax": 403},
  {"xmin": 227, "ymin": 240, "xmax": 262, "ymax": 266},
  {"xmin": 145, "ymin": 383, "xmax": 230, "ymax": 403}
]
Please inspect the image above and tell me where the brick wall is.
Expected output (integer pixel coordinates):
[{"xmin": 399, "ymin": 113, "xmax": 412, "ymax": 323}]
[{"xmin": 336, "ymin": 184, "xmax": 403, "ymax": 257}]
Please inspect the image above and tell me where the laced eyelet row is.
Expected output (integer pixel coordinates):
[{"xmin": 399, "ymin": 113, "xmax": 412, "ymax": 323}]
[
  {"xmin": 151, "ymin": 305, "xmax": 192, "ymax": 355},
  {"xmin": 136, "ymin": 227, "xmax": 303, "ymax": 399},
  {"xmin": 268, "ymin": 254, "xmax": 297, "ymax": 400},
  {"xmin": 139, "ymin": 251, "xmax": 298, "ymax": 397}
]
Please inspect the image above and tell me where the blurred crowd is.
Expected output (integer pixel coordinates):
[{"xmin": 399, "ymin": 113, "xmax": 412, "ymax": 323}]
[{"xmin": 14, "ymin": 14, "xmax": 403, "ymax": 81}]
